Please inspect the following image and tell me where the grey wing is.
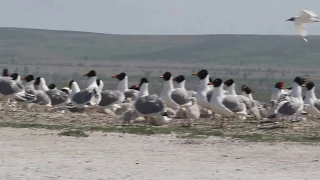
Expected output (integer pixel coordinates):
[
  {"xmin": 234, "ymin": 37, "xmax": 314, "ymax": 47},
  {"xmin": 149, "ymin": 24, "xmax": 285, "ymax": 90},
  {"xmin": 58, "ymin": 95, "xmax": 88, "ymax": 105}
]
[
  {"xmin": 0, "ymin": 79, "xmax": 24, "ymax": 95},
  {"xmin": 46, "ymin": 89, "xmax": 68, "ymax": 105},
  {"xmin": 277, "ymin": 98, "xmax": 301, "ymax": 115},
  {"xmin": 206, "ymin": 89, "xmax": 213, "ymax": 102},
  {"xmin": 222, "ymin": 96, "xmax": 245, "ymax": 113},
  {"xmin": 135, "ymin": 95, "xmax": 165, "ymax": 114},
  {"xmin": 99, "ymin": 90, "xmax": 125, "ymax": 106},
  {"xmin": 72, "ymin": 90, "xmax": 93, "ymax": 104},
  {"xmin": 171, "ymin": 89, "xmax": 190, "ymax": 105},
  {"xmin": 314, "ymin": 99, "xmax": 320, "ymax": 111},
  {"xmin": 124, "ymin": 89, "xmax": 138, "ymax": 99}
]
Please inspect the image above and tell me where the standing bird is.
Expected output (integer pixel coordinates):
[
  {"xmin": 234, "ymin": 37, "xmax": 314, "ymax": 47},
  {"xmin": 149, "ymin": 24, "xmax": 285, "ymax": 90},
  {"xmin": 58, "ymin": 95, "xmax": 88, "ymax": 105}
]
[
  {"xmin": 173, "ymin": 75, "xmax": 196, "ymax": 97},
  {"xmin": 160, "ymin": 72, "xmax": 191, "ymax": 110},
  {"xmin": 112, "ymin": 72, "xmax": 138, "ymax": 100},
  {"xmin": 286, "ymin": 9, "xmax": 319, "ymax": 42},
  {"xmin": 192, "ymin": 69, "xmax": 211, "ymax": 109},
  {"xmin": 303, "ymin": 82, "xmax": 320, "ymax": 117},
  {"xmin": 186, "ymin": 97, "xmax": 200, "ymax": 126}
]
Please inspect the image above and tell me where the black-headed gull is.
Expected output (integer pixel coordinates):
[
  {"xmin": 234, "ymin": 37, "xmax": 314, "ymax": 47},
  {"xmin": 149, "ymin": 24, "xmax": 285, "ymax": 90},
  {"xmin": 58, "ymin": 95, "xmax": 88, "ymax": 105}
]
[{"xmin": 286, "ymin": 9, "xmax": 319, "ymax": 42}]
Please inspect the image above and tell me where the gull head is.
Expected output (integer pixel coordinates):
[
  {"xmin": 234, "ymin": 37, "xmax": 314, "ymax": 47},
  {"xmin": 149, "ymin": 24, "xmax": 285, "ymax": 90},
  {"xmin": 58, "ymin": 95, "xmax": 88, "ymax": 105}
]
[
  {"xmin": 112, "ymin": 72, "xmax": 126, "ymax": 81},
  {"xmin": 286, "ymin": 17, "xmax": 296, "ymax": 21},
  {"xmin": 160, "ymin": 72, "xmax": 172, "ymax": 81},
  {"xmin": 305, "ymin": 82, "xmax": 315, "ymax": 91},
  {"xmin": 192, "ymin": 69, "xmax": 208, "ymax": 80}
]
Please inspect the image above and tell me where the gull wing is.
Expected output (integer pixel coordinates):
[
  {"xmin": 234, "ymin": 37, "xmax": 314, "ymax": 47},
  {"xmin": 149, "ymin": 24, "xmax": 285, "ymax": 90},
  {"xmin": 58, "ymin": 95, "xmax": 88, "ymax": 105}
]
[
  {"xmin": 300, "ymin": 9, "xmax": 318, "ymax": 18},
  {"xmin": 295, "ymin": 22, "xmax": 308, "ymax": 42}
]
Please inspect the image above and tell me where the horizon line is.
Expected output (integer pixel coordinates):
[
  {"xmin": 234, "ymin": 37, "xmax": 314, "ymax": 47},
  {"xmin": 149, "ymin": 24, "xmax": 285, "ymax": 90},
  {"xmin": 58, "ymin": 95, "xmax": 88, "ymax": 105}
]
[{"xmin": 1, "ymin": 26, "xmax": 319, "ymax": 36}]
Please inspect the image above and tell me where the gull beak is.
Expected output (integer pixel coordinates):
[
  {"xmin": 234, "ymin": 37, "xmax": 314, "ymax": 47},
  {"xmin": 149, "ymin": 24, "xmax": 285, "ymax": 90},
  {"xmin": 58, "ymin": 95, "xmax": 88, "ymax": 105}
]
[
  {"xmin": 172, "ymin": 78, "xmax": 177, "ymax": 81},
  {"xmin": 302, "ymin": 84, "xmax": 306, "ymax": 87},
  {"xmin": 207, "ymin": 82, "xmax": 213, "ymax": 85},
  {"xmin": 21, "ymin": 77, "xmax": 25, "ymax": 80},
  {"xmin": 192, "ymin": 73, "xmax": 198, "ymax": 76},
  {"xmin": 159, "ymin": 76, "xmax": 164, "ymax": 78},
  {"xmin": 251, "ymin": 90, "xmax": 255, "ymax": 94},
  {"xmin": 83, "ymin": 73, "xmax": 88, "ymax": 77},
  {"xmin": 112, "ymin": 75, "xmax": 117, "ymax": 78}
]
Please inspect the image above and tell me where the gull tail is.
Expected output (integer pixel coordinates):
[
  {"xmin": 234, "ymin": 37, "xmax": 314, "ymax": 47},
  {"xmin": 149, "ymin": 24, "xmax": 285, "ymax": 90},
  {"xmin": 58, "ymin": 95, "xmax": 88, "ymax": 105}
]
[{"xmin": 303, "ymin": 36, "xmax": 308, "ymax": 42}]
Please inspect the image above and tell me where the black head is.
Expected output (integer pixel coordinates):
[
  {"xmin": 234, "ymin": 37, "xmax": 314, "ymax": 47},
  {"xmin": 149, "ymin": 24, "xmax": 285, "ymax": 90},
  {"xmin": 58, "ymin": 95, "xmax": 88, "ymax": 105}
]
[
  {"xmin": 61, "ymin": 88, "xmax": 69, "ymax": 95},
  {"xmin": 160, "ymin": 72, "xmax": 172, "ymax": 81},
  {"xmin": 10, "ymin": 73, "xmax": 19, "ymax": 80},
  {"xmin": 68, "ymin": 80, "xmax": 74, "ymax": 88},
  {"xmin": 2, "ymin": 69, "xmax": 9, "ymax": 77},
  {"xmin": 23, "ymin": 75, "xmax": 34, "ymax": 82},
  {"xmin": 34, "ymin": 77, "xmax": 41, "ymax": 86},
  {"xmin": 48, "ymin": 84, "xmax": 56, "ymax": 89},
  {"xmin": 173, "ymin": 75, "xmax": 185, "ymax": 83},
  {"xmin": 139, "ymin": 78, "xmax": 148, "ymax": 87},
  {"xmin": 112, "ymin": 72, "xmax": 126, "ymax": 81},
  {"xmin": 243, "ymin": 86, "xmax": 255, "ymax": 94},
  {"xmin": 224, "ymin": 79, "xmax": 235, "ymax": 87},
  {"xmin": 212, "ymin": 78, "xmax": 223, "ymax": 88},
  {"xmin": 305, "ymin": 82, "xmax": 315, "ymax": 90},
  {"xmin": 286, "ymin": 17, "xmax": 296, "ymax": 21},
  {"xmin": 192, "ymin": 69, "xmax": 209, "ymax": 80},
  {"xmin": 96, "ymin": 79, "xmax": 101, "ymax": 86},
  {"xmin": 274, "ymin": 82, "xmax": 285, "ymax": 89},
  {"xmin": 83, "ymin": 70, "xmax": 96, "ymax": 77},
  {"xmin": 294, "ymin": 76, "xmax": 310, "ymax": 86}
]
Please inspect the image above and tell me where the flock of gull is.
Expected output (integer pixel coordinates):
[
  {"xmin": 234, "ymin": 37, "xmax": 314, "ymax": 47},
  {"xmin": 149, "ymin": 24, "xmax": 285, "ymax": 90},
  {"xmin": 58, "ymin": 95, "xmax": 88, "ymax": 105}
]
[{"xmin": 0, "ymin": 67, "xmax": 319, "ymax": 127}]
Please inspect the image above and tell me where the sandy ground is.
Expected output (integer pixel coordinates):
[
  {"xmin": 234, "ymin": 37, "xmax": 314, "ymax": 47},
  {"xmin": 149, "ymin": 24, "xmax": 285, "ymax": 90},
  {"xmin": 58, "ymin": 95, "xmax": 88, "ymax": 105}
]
[{"xmin": 0, "ymin": 128, "xmax": 319, "ymax": 180}]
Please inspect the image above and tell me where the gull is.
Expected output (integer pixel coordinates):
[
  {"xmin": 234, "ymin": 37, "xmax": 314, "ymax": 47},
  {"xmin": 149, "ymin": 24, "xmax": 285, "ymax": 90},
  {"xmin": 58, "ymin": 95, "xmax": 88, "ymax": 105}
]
[
  {"xmin": 112, "ymin": 72, "xmax": 139, "ymax": 100},
  {"xmin": 133, "ymin": 78, "xmax": 170, "ymax": 126},
  {"xmin": 286, "ymin": 9, "xmax": 319, "ymax": 42},
  {"xmin": 192, "ymin": 69, "xmax": 211, "ymax": 109},
  {"xmin": 68, "ymin": 80, "xmax": 100, "ymax": 109},
  {"xmin": 160, "ymin": 72, "xmax": 191, "ymax": 110},
  {"xmin": 223, "ymin": 79, "xmax": 261, "ymax": 118},
  {"xmin": 186, "ymin": 97, "xmax": 200, "ymax": 126},
  {"xmin": 268, "ymin": 76, "xmax": 310, "ymax": 120},
  {"xmin": 173, "ymin": 75, "xmax": 196, "ymax": 97},
  {"xmin": 208, "ymin": 78, "xmax": 248, "ymax": 119},
  {"xmin": 303, "ymin": 82, "xmax": 320, "ymax": 117}
]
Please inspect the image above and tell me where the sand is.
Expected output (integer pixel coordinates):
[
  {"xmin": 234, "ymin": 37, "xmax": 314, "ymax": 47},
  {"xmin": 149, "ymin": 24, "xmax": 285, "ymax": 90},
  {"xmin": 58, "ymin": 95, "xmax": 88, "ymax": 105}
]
[{"xmin": 0, "ymin": 128, "xmax": 319, "ymax": 180}]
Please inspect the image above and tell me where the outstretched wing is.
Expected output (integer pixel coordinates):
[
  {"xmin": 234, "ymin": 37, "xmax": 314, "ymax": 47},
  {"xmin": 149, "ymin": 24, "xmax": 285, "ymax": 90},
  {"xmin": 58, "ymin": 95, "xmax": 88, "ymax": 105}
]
[
  {"xmin": 300, "ymin": 9, "xmax": 318, "ymax": 18},
  {"xmin": 295, "ymin": 22, "xmax": 307, "ymax": 42}
]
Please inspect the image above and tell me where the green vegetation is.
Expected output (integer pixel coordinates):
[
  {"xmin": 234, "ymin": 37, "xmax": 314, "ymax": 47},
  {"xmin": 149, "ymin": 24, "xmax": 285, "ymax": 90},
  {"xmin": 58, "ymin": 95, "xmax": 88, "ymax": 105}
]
[
  {"xmin": 1, "ymin": 121, "xmax": 320, "ymax": 142},
  {"xmin": 1, "ymin": 27, "xmax": 320, "ymax": 66}
]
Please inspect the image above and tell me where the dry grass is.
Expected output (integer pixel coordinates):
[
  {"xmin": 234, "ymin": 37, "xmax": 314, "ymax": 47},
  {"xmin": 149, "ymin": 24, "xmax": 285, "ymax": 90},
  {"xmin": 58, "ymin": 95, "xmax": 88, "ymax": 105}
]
[{"xmin": 1, "ymin": 107, "xmax": 320, "ymax": 142}]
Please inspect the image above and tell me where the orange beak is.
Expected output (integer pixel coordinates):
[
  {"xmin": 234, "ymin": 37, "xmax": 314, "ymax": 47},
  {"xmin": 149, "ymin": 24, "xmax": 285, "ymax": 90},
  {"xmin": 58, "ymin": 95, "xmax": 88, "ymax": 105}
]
[
  {"xmin": 207, "ymin": 82, "xmax": 213, "ymax": 85},
  {"xmin": 83, "ymin": 73, "xmax": 88, "ymax": 77},
  {"xmin": 21, "ymin": 77, "xmax": 25, "ymax": 80},
  {"xmin": 192, "ymin": 73, "xmax": 198, "ymax": 76},
  {"xmin": 112, "ymin": 75, "xmax": 117, "ymax": 78}
]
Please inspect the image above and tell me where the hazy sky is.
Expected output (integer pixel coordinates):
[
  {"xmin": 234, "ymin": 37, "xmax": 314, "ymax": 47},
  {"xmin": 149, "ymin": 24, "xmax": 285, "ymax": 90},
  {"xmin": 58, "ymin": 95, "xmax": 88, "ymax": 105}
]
[{"xmin": 1, "ymin": 0, "xmax": 320, "ymax": 35}]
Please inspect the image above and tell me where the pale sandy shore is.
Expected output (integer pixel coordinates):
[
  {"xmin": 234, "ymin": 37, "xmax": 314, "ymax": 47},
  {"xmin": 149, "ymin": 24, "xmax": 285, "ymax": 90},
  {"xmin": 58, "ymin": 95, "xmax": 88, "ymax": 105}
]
[{"xmin": 0, "ymin": 128, "xmax": 320, "ymax": 180}]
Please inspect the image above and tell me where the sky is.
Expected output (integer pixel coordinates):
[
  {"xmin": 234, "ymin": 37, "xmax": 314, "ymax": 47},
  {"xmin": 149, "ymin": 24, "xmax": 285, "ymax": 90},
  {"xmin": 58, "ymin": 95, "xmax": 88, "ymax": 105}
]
[{"xmin": 0, "ymin": 0, "xmax": 320, "ymax": 35}]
